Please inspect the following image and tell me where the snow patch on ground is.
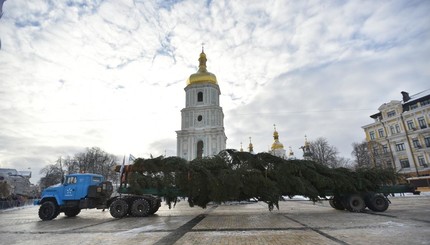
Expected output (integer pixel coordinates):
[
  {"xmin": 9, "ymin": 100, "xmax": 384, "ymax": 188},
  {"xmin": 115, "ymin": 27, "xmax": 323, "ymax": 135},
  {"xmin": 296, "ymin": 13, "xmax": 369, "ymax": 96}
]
[
  {"xmin": 115, "ymin": 225, "xmax": 164, "ymax": 237},
  {"xmin": 379, "ymin": 221, "xmax": 407, "ymax": 227}
]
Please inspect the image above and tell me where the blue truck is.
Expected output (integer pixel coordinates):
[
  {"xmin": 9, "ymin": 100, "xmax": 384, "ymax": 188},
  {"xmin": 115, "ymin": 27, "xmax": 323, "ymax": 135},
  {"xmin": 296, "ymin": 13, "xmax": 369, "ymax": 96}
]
[{"xmin": 35, "ymin": 173, "xmax": 161, "ymax": 221}]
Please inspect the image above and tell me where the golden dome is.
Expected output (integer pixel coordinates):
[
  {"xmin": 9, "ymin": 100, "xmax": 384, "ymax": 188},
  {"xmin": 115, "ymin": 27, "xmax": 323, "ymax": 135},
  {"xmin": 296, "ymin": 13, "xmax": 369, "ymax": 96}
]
[
  {"xmin": 186, "ymin": 50, "xmax": 217, "ymax": 85},
  {"xmin": 271, "ymin": 141, "xmax": 284, "ymax": 150},
  {"xmin": 271, "ymin": 125, "xmax": 285, "ymax": 150}
]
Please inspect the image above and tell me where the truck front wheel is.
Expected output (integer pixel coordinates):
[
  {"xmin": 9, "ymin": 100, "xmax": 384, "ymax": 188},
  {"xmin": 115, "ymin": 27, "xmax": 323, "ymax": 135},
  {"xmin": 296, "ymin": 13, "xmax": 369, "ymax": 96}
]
[
  {"xmin": 131, "ymin": 198, "xmax": 150, "ymax": 217},
  {"xmin": 64, "ymin": 208, "xmax": 81, "ymax": 217},
  {"xmin": 39, "ymin": 201, "xmax": 60, "ymax": 221},
  {"xmin": 110, "ymin": 199, "xmax": 129, "ymax": 218}
]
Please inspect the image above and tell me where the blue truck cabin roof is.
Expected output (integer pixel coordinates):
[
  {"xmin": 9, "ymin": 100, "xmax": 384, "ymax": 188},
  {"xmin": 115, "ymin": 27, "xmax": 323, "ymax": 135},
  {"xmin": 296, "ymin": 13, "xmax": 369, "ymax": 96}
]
[{"xmin": 64, "ymin": 173, "xmax": 105, "ymax": 185}]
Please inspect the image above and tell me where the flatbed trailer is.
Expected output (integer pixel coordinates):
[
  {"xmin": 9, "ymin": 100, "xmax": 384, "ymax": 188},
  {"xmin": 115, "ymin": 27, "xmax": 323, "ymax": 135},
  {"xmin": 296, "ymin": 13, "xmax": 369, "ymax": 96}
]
[
  {"xmin": 111, "ymin": 150, "xmax": 423, "ymax": 215},
  {"xmin": 115, "ymin": 183, "xmax": 420, "ymax": 214}
]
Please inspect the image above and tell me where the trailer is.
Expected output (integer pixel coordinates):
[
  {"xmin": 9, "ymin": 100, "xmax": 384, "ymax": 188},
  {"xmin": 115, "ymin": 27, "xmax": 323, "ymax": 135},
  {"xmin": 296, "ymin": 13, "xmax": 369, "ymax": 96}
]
[{"xmin": 112, "ymin": 150, "xmax": 420, "ymax": 215}]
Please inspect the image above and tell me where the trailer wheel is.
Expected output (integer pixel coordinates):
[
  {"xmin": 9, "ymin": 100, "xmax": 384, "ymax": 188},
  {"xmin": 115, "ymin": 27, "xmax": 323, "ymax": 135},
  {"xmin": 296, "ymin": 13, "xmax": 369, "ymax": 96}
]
[
  {"xmin": 367, "ymin": 194, "xmax": 389, "ymax": 212},
  {"xmin": 64, "ymin": 208, "xmax": 81, "ymax": 217},
  {"xmin": 38, "ymin": 201, "xmax": 60, "ymax": 221},
  {"xmin": 344, "ymin": 194, "xmax": 366, "ymax": 212},
  {"xmin": 329, "ymin": 197, "xmax": 345, "ymax": 210},
  {"xmin": 110, "ymin": 199, "xmax": 129, "ymax": 218},
  {"xmin": 131, "ymin": 198, "xmax": 150, "ymax": 217}
]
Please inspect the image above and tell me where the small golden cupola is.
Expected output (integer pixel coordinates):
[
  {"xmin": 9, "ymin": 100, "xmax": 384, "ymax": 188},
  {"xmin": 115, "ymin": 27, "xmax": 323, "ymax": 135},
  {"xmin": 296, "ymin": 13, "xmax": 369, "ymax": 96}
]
[
  {"xmin": 271, "ymin": 124, "xmax": 284, "ymax": 151},
  {"xmin": 187, "ymin": 47, "xmax": 217, "ymax": 85},
  {"xmin": 248, "ymin": 137, "xmax": 254, "ymax": 153}
]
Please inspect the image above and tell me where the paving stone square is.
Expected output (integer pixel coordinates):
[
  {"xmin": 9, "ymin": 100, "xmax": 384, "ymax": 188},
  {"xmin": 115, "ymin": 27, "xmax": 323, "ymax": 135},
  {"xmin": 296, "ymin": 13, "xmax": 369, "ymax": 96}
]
[{"xmin": 0, "ymin": 194, "xmax": 429, "ymax": 245}]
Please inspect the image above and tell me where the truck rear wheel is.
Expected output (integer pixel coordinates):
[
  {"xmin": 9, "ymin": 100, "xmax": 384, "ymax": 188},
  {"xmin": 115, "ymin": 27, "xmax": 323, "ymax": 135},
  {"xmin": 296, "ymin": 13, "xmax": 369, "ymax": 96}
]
[
  {"xmin": 367, "ymin": 194, "xmax": 389, "ymax": 212},
  {"xmin": 110, "ymin": 199, "xmax": 129, "ymax": 218},
  {"xmin": 344, "ymin": 194, "xmax": 366, "ymax": 212},
  {"xmin": 149, "ymin": 198, "xmax": 161, "ymax": 215},
  {"xmin": 131, "ymin": 198, "xmax": 150, "ymax": 217},
  {"xmin": 39, "ymin": 201, "xmax": 60, "ymax": 221},
  {"xmin": 64, "ymin": 208, "xmax": 81, "ymax": 217},
  {"xmin": 147, "ymin": 196, "xmax": 161, "ymax": 215}
]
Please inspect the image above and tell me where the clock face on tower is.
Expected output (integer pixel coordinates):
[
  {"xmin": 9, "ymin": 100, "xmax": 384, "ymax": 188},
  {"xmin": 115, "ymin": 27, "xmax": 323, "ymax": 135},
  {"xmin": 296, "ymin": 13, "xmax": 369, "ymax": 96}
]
[{"xmin": 197, "ymin": 115, "xmax": 202, "ymax": 121}]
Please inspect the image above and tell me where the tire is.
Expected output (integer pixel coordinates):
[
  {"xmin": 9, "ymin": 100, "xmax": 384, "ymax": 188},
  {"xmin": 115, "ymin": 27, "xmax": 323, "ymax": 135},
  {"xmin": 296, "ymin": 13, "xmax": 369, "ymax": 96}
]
[
  {"xmin": 344, "ymin": 194, "xmax": 366, "ymax": 212},
  {"xmin": 367, "ymin": 194, "xmax": 389, "ymax": 212},
  {"xmin": 131, "ymin": 198, "xmax": 150, "ymax": 217},
  {"xmin": 39, "ymin": 201, "xmax": 60, "ymax": 221},
  {"xmin": 64, "ymin": 208, "xmax": 81, "ymax": 217},
  {"xmin": 329, "ymin": 197, "xmax": 345, "ymax": 210},
  {"xmin": 149, "ymin": 198, "xmax": 161, "ymax": 215},
  {"xmin": 109, "ymin": 199, "xmax": 129, "ymax": 218}
]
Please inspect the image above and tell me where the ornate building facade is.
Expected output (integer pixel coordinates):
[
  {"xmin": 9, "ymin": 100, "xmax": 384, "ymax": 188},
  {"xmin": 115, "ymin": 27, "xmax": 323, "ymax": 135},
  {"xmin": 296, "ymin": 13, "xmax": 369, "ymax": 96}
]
[
  {"xmin": 362, "ymin": 90, "xmax": 430, "ymax": 177},
  {"xmin": 176, "ymin": 49, "xmax": 227, "ymax": 161}
]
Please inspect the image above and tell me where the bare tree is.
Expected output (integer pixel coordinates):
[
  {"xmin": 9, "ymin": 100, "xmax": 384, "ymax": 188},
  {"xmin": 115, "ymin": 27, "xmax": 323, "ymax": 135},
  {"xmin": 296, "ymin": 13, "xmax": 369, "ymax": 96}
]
[
  {"xmin": 335, "ymin": 156, "xmax": 353, "ymax": 169},
  {"xmin": 39, "ymin": 162, "xmax": 63, "ymax": 189},
  {"xmin": 39, "ymin": 147, "xmax": 119, "ymax": 189},
  {"xmin": 62, "ymin": 156, "xmax": 80, "ymax": 175},
  {"xmin": 308, "ymin": 137, "xmax": 339, "ymax": 168},
  {"xmin": 351, "ymin": 141, "xmax": 372, "ymax": 168},
  {"xmin": 72, "ymin": 147, "xmax": 118, "ymax": 181}
]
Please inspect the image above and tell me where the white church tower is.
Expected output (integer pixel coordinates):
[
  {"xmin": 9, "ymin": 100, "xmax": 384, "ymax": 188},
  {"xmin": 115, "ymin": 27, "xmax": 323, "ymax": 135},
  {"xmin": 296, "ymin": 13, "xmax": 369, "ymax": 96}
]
[{"xmin": 176, "ymin": 48, "xmax": 227, "ymax": 160}]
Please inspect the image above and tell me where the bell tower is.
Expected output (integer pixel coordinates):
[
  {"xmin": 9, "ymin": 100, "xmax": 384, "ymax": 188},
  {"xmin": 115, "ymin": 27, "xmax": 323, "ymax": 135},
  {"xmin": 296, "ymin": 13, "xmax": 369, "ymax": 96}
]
[{"xmin": 176, "ymin": 48, "xmax": 227, "ymax": 160}]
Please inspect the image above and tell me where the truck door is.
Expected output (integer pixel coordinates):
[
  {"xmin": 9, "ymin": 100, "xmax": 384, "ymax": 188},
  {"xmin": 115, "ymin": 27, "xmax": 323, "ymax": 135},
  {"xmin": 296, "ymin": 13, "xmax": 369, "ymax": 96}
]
[
  {"xmin": 63, "ymin": 175, "xmax": 89, "ymax": 200},
  {"xmin": 63, "ymin": 176, "xmax": 79, "ymax": 200}
]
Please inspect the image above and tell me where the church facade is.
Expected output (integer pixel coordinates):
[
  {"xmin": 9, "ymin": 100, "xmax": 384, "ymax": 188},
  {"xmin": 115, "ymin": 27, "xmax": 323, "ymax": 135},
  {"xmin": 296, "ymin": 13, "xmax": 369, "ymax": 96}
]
[{"xmin": 176, "ymin": 49, "xmax": 227, "ymax": 161}]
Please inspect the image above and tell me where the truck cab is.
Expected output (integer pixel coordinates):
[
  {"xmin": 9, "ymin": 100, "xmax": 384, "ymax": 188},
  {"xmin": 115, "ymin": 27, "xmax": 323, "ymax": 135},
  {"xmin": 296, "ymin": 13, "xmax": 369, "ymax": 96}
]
[{"xmin": 35, "ymin": 173, "xmax": 113, "ymax": 221}]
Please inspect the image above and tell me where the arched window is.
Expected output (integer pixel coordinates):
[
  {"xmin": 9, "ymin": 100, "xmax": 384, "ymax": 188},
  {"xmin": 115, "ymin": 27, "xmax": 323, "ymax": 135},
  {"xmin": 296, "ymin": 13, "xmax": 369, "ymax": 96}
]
[
  {"xmin": 197, "ymin": 140, "xmax": 204, "ymax": 159},
  {"xmin": 197, "ymin": 92, "xmax": 203, "ymax": 102}
]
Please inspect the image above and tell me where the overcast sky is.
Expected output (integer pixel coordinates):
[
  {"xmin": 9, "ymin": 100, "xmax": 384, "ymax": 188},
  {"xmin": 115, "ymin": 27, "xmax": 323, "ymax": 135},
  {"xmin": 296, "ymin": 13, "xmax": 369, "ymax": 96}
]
[{"xmin": 1, "ymin": 0, "xmax": 429, "ymax": 184}]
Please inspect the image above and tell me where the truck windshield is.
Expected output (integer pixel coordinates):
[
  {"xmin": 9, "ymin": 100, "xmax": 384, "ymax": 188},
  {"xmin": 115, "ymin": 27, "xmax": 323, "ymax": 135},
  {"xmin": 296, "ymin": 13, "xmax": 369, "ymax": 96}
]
[{"xmin": 66, "ymin": 176, "xmax": 77, "ymax": 184}]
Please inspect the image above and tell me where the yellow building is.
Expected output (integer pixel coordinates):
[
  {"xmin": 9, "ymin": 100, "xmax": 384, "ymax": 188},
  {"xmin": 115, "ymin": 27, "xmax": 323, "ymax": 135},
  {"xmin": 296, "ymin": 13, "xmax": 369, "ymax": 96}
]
[{"xmin": 362, "ymin": 90, "xmax": 430, "ymax": 177}]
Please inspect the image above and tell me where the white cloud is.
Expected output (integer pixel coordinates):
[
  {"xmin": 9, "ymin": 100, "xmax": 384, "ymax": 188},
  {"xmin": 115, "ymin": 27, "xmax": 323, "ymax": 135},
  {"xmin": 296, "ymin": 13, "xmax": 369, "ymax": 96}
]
[{"xmin": 0, "ymin": 0, "xmax": 429, "ymax": 183}]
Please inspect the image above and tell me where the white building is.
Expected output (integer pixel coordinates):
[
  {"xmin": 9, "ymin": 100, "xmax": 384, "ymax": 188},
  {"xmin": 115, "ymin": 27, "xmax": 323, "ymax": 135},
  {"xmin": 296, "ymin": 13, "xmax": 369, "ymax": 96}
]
[
  {"xmin": 176, "ymin": 49, "xmax": 227, "ymax": 161},
  {"xmin": 362, "ymin": 90, "xmax": 430, "ymax": 177}
]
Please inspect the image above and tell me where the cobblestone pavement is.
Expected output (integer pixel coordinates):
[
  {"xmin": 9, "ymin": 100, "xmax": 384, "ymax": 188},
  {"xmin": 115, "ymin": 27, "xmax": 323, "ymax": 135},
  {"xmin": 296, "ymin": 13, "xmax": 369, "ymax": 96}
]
[{"xmin": 0, "ymin": 194, "xmax": 429, "ymax": 245}]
